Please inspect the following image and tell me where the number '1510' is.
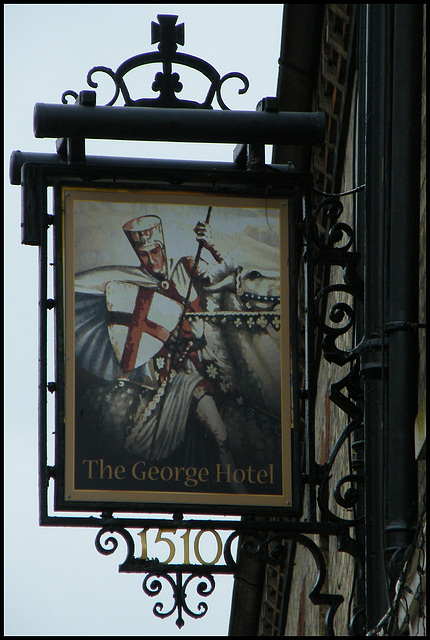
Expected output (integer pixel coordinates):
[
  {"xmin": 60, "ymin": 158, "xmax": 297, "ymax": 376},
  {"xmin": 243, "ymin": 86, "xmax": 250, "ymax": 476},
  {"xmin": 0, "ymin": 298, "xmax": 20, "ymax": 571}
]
[{"xmin": 138, "ymin": 528, "xmax": 224, "ymax": 565}]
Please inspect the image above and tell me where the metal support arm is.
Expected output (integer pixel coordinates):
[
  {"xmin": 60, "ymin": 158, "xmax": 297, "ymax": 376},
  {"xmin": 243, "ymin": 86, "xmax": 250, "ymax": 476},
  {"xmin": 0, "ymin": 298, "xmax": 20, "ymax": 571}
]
[{"xmin": 33, "ymin": 103, "xmax": 326, "ymax": 146}]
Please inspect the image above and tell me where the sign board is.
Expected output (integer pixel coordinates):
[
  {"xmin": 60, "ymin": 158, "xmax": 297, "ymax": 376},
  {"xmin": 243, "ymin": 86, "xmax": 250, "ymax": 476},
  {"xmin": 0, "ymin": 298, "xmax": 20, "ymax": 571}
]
[{"xmin": 55, "ymin": 185, "xmax": 293, "ymax": 513}]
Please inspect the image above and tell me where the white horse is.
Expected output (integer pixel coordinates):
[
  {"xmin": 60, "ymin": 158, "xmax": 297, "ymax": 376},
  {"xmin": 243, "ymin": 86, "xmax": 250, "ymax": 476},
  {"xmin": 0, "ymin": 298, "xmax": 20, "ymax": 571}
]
[{"xmin": 187, "ymin": 266, "xmax": 283, "ymax": 469}]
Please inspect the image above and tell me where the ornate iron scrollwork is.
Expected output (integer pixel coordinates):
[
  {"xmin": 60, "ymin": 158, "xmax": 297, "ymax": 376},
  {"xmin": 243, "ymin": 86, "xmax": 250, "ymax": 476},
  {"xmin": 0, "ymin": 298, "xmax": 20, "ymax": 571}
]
[
  {"xmin": 298, "ymin": 192, "xmax": 366, "ymax": 632},
  {"xmin": 94, "ymin": 525, "xmax": 241, "ymax": 628},
  {"xmin": 306, "ymin": 194, "xmax": 365, "ymax": 519},
  {"xmin": 142, "ymin": 572, "xmax": 216, "ymax": 629},
  {"xmin": 316, "ymin": 363, "xmax": 364, "ymax": 525},
  {"xmin": 62, "ymin": 14, "xmax": 249, "ymax": 110},
  {"xmin": 33, "ymin": 10, "xmax": 368, "ymax": 631},
  {"xmin": 310, "ymin": 196, "xmax": 364, "ymax": 367},
  {"xmin": 88, "ymin": 189, "xmax": 366, "ymax": 633},
  {"xmin": 94, "ymin": 522, "xmax": 362, "ymax": 634}
]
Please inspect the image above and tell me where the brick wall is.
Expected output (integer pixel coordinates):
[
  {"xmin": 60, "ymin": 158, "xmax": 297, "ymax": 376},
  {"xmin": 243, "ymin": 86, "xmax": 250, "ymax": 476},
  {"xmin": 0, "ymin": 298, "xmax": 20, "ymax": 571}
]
[{"xmin": 257, "ymin": 5, "xmax": 426, "ymax": 635}]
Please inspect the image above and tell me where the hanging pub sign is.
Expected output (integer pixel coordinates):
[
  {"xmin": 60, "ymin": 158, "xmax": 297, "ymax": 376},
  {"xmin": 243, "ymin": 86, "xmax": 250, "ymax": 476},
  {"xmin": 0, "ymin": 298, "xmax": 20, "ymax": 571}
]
[{"xmin": 55, "ymin": 185, "xmax": 293, "ymax": 513}]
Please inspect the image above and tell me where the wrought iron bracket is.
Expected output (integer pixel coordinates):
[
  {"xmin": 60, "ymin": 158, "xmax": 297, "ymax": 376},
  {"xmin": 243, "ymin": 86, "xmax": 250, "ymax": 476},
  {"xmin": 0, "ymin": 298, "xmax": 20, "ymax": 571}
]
[
  {"xmin": 302, "ymin": 192, "xmax": 365, "ymax": 519},
  {"xmin": 21, "ymin": 168, "xmax": 369, "ymax": 633},
  {"xmin": 80, "ymin": 188, "xmax": 366, "ymax": 633},
  {"xmin": 11, "ymin": 160, "xmax": 370, "ymax": 632},
  {"xmin": 90, "ymin": 517, "xmax": 362, "ymax": 632},
  {"xmin": 7, "ymin": 12, "xmax": 370, "ymax": 635},
  {"xmin": 292, "ymin": 189, "xmax": 368, "ymax": 634}
]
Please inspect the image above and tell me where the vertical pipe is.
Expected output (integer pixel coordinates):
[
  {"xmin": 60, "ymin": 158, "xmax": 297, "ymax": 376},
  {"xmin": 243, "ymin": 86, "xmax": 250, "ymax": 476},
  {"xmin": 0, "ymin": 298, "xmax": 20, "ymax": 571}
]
[
  {"xmin": 350, "ymin": 8, "xmax": 366, "ymax": 629},
  {"xmin": 304, "ymin": 187, "xmax": 317, "ymax": 521},
  {"xmin": 384, "ymin": 3, "xmax": 421, "ymax": 585},
  {"xmin": 359, "ymin": 4, "xmax": 391, "ymax": 628},
  {"xmin": 38, "ymin": 190, "xmax": 49, "ymax": 524}
]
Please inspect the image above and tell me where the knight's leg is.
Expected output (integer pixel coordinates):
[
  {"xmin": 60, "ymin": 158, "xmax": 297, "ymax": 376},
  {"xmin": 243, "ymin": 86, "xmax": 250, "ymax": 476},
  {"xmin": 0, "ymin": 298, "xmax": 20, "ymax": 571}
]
[
  {"xmin": 194, "ymin": 393, "xmax": 247, "ymax": 494},
  {"xmin": 194, "ymin": 394, "xmax": 229, "ymax": 452}
]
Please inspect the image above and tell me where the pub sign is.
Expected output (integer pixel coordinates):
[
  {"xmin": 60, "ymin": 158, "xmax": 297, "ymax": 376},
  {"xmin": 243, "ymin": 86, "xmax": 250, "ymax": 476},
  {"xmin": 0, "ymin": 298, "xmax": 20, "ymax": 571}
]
[{"xmin": 56, "ymin": 185, "xmax": 293, "ymax": 513}]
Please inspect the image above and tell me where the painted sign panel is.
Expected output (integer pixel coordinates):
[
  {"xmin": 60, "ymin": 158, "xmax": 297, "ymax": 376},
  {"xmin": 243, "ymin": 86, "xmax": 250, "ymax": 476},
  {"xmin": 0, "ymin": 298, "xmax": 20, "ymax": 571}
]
[{"xmin": 59, "ymin": 187, "xmax": 293, "ymax": 511}]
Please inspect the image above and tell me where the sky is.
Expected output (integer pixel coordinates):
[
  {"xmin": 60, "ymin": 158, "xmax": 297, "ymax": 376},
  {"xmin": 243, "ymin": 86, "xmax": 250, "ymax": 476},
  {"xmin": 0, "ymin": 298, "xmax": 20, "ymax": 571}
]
[{"xmin": 4, "ymin": 4, "xmax": 284, "ymax": 636}]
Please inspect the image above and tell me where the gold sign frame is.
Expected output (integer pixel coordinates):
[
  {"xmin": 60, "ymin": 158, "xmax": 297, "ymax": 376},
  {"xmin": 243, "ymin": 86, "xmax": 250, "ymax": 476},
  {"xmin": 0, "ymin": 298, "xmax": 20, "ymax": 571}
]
[{"xmin": 57, "ymin": 185, "xmax": 293, "ymax": 513}]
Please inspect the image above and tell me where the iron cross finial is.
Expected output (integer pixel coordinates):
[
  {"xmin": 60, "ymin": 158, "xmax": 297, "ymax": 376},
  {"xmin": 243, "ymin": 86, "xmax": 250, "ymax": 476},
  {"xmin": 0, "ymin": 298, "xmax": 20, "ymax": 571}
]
[
  {"xmin": 63, "ymin": 13, "xmax": 249, "ymax": 109},
  {"xmin": 151, "ymin": 15, "xmax": 185, "ymax": 55}
]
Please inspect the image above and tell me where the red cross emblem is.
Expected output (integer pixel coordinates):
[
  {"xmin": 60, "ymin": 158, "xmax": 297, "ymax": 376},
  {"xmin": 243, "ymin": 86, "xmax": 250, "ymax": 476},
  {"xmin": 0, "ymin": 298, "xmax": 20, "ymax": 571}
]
[{"xmin": 105, "ymin": 281, "xmax": 183, "ymax": 372}]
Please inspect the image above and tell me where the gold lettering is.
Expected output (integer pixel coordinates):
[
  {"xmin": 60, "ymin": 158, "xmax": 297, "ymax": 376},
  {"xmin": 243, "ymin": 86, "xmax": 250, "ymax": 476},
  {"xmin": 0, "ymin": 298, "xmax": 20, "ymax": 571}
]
[
  {"xmin": 129, "ymin": 462, "xmax": 217, "ymax": 487},
  {"xmin": 148, "ymin": 466, "xmax": 159, "ymax": 481},
  {"xmin": 99, "ymin": 459, "xmax": 112, "ymax": 480},
  {"xmin": 137, "ymin": 529, "xmax": 149, "ymax": 560},
  {"xmin": 155, "ymin": 529, "xmax": 177, "ymax": 564},
  {"xmin": 194, "ymin": 530, "xmax": 223, "ymax": 565},
  {"xmin": 184, "ymin": 467, "xmax": 198, "ymax": 487},
  {"xmin": 216, "ymin": 463, "xmax": 231, "ymax": 483},
  {"xmin": 215, "ymin": 463, "xmax": 275, "ymax": 485},
  {"xmin": 114, "ymin": 464, "xmax": 126, "ymax": 480},
  {"xmin": 82, "ymin": 459, "xmax": 98, "ymax": 479},
  {"xmin": 257, "ymin": 465, "xmax": 275, "ymax": 484},
  {"xmin": 174, "ymin": 467, "xmax": 185, "ymax": 482},
  {"xmin": 198, "ymin": 467, "xmax": 210, "ymax": 483},
  {"xmin": 180, "ymin": 530, "xmax": 191, "ymax": 564},
  {"xmin": 257, "ymin": 469, "xmax": 268, "ymax": 483},
  {"xmin": 233, "ymin": 468, "xmax": 246, "ymax": 483},
  {"xmin": 160, "ymin": 466, "xmax": 173, "ymax": 482},
  {"xmin": 132, "ymin": 460, "xmax": 146, "ymax": 480},
  {"xmin": 82, "ymin": 459, "xmax": 128, "ymax": 480}
]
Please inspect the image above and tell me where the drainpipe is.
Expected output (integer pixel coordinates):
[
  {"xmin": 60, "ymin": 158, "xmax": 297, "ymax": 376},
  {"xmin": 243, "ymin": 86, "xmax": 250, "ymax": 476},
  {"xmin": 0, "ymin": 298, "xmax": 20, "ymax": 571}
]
[
  {"xmin": 359, "ymin": 3, "xmax": 392, "ymax": 629},
  {"xmin": 228, "ymin": 531, "xmax": 266, "ymax": 636},
  {"xmin": 383, "ymin": 4, "xmax": 421, "ymax": 590}
]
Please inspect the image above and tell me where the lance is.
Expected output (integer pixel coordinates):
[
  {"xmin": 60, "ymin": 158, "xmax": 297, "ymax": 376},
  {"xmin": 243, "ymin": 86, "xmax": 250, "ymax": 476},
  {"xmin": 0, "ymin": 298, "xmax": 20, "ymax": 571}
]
[
  {"xmin": 147, "ymin": 205, "xmax": 213, "ymax": 458},
  {"xmin": 182, "ymin": 206, "xmax": 213, "ymax": 313}
]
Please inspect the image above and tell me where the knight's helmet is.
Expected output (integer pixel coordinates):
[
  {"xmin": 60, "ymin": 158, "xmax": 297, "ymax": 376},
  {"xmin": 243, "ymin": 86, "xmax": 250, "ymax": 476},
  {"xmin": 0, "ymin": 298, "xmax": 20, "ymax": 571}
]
[{"xmin": 123, "ymin": 215, "xmax": 168, "ymax": 275}]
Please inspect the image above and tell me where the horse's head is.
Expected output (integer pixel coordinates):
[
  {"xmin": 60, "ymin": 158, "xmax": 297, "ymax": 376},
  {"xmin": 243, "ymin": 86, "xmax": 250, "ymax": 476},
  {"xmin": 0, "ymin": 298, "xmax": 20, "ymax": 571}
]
[{"xmin": 204, "ymin": 266, "xmax": 281, "ymax": 311}]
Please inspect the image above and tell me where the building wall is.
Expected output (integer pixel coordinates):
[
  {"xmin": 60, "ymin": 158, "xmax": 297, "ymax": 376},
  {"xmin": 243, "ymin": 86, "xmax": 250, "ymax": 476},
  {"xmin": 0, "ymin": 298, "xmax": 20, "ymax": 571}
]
[
  {"xmin": 254, "ymin": 5, "xmax": 426, "ymax": 636},
  {"xmin": 282, "ymin": 75, "xmax": 359, "ymax": 638}
]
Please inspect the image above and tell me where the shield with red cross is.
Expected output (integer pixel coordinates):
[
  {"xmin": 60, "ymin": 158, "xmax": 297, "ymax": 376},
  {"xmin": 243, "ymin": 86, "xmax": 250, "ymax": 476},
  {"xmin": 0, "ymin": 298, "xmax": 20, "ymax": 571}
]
[{"xmin": 105, "ymin": 281, "xmax": 183, "ymax": 372}]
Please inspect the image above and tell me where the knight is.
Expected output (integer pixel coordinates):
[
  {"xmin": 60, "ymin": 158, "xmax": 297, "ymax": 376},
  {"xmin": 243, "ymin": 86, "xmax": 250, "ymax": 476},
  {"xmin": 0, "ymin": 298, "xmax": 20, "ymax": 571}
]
[{"xmin": 74, "ymin": 213, "xmax": 245, "ymax": 491}]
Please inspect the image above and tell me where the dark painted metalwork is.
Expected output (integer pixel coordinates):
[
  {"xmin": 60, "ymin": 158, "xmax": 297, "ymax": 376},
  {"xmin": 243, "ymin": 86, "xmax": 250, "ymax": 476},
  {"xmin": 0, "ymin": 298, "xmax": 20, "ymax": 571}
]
[
  {"xmin": 303, "ymin": 192, "xmax": 366, "ymax": 524},
  {"xmin": 9, "ymin": 13, "xmax": 374, "ymax": 634},
  {"xmin": 62, "ymin": 14, "xmax": 248, "ymax": 111},
  {"xmin": 10, "ymin": 149, "xmax": 296, "ymax": 187},
  {"xmin": 23, "ymin": 159, "xmax": 365, "ymax": 631},
  {"xmin": 32, "ymin": 15, "xmax": 324, "ymax": 150},
  {"xmin": 384, "ymin": 3, "xmax": 421, "ymax": 590},
  {"xmin": 90, "ymin": 518, "xmax": 361, "ymax": 632},
  {"xmin": 33, "ymin": 102, "xmax": 325, "ymax": 146},
  {"xmin": 14, "ymin": 156, "xmax": 367, "ymax": 632}
]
